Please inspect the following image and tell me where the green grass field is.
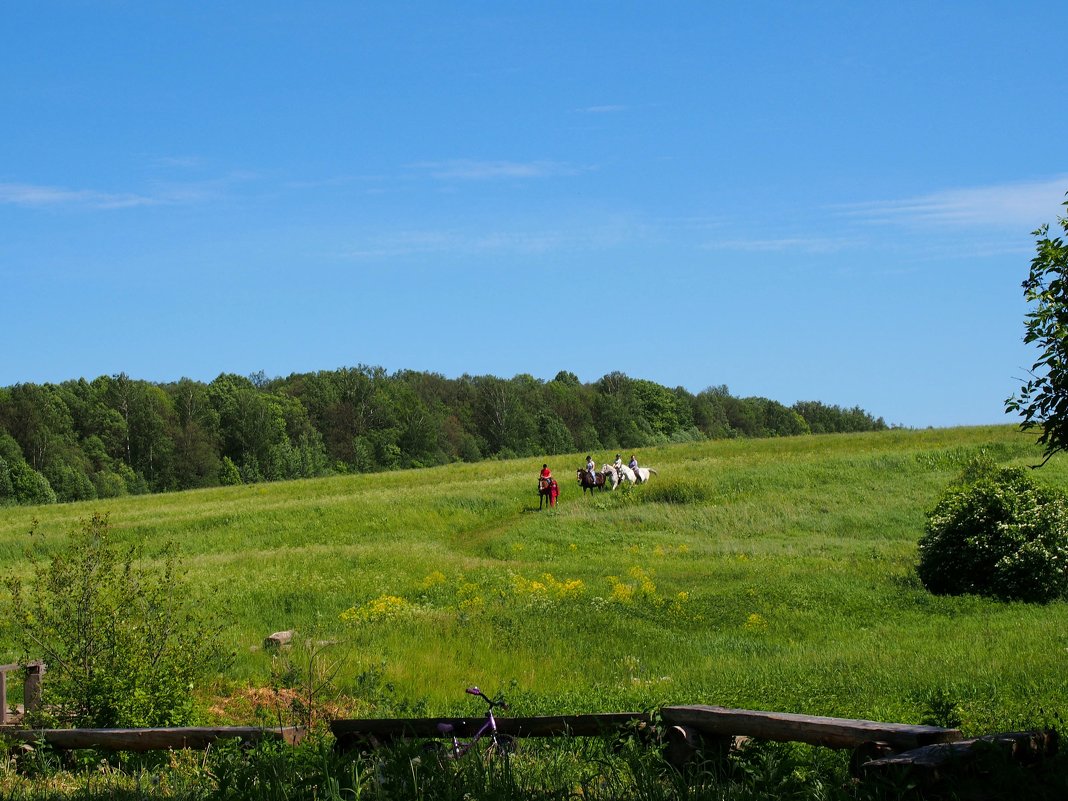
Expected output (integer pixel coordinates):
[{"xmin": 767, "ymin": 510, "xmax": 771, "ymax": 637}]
[{"xmin": 1, "ymin": 425, "xmax": 1065, "ymax": 735}]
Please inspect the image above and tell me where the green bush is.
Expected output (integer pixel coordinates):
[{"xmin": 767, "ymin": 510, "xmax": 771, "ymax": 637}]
[
  {"xmin": 918, "ymin": 467, "xmax": 1068, "ymax": 602},
  {"xmin": 5, "ymin": 512, "xmax": 230, "ymax": 727}
]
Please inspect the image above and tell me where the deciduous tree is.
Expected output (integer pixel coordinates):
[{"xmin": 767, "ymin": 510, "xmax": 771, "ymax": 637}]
[{"xmin": 1006, "ymin": 194, "xmax": 1068, "ymax": 465}]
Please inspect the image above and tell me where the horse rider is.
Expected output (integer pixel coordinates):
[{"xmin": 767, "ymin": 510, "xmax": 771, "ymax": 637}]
[
  {"xmin": 628, "ymin": 454, "xmax": 640, "ymax": 482},
  {"xmin": 613, "ymin": 453, "xmax": 623, "ymax": 473},
  {"xmin": 585, "ymin": 455, "xmax": 597, "ymax": 483},
  {"xmin": 541, "ymin": 463, "xmax": 552, "ymax": 484}
]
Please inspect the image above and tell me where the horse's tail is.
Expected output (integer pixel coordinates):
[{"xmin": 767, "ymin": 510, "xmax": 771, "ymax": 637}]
[{"xmin": 649, "ymin": 468, "xmax": 658, "ymax": 476}]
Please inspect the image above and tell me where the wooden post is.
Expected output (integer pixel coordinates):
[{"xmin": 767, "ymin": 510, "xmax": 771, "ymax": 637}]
[
  {"xmin": 664, "ymin": 724, "xmax": 735, "ymax": 769},
  {"xmin": 24, "ymin": 661, "xmax": 44, "ymax": 712},
  {"xmin": 0, "ymin": 663, "xmax": 23, "ymax": 725},
  {"xmin": 664, "ymin": 725, "xmax": 699, "ymax": 768}
]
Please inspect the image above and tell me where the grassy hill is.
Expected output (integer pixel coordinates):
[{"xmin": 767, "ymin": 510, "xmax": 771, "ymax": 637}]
[{"xmin": 0, "ymin": 424, "xmax": 1064, "ymax": 734}]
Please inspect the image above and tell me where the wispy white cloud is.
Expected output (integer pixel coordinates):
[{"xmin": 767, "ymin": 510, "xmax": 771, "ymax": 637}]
[
  {"xmin": 338, "ymin": 221, "xmax": 634, "ymax": 260},
  {"xmin": 285, "ymin": 175, "xmax": 366, "ymax": 190},
  {"xmin": 340, "ymin": 229, "xmax": 571, "ymax": 260},
  {"xmin": 152, "ymin": 171, "xmax": 260, "ymax": 203},
  {"xmin": 840, "ymin": 176, "xmax": 1068, "ymax": 228},
  {"xmin": 0, "ymin": 182, "xmax": 157, "ymax": 210},
  {"xmin": 702, "ymin": 236, "xmax": 859, "ymax": 254},
  {"xmin": 0, "ymin": 172, "xmax": 259, "ymax": 210},
  {"xmin": 408, "ymin": 159, "xmax": 584, "ymax": 180},
  {"xmin": 153, "ymin": 155, "xmax": 206, "ymax": 169},
  {"xmin": 576, "ymin": 104, "xmax": 629, "ymax": 114}
]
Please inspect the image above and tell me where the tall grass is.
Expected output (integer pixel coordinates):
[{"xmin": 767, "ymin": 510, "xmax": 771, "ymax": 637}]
[{"xmin": 0, "ymin": 425, "xmax": 1064, "ymax": 734}]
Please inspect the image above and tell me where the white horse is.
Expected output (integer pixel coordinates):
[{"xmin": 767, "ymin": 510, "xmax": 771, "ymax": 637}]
[
  {"xmin": 632, "ymin": 466, "xmax": 658, "ymax": 484},
  {"xmin": 602, "ymin": 464, "xmax": 659, "ymax": 488},
  {"xmin": 601, "ymin": 464, "xmax": 623, "ymax": 489},
  {"xmin": 603, "ymin": 464, "xmax": 657, "ymax": 487}
]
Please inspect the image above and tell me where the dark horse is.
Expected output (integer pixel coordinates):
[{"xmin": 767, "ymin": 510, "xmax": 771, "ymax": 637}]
[
  {"xmin": 576, "ymin": 468, "xmax": 606, "ymax": 495},
  {"xmin": 538, "ymin": 477, "xmax": 558, "ymax": 509}
]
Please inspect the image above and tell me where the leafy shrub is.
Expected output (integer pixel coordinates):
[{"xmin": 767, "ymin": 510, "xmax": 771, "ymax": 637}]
[
  {"xmin": 5, "ymin": 512, "xmax": 230, "ymax": 727},
  {"xmin": 918, "ymin": 467, "xmax": 1068, "ymax": 602}
]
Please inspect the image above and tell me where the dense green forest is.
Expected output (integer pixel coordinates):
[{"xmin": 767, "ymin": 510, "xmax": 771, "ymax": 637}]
[{"xmin": 0, "ymin": 367, "xmax": 887, "ymax": 505}]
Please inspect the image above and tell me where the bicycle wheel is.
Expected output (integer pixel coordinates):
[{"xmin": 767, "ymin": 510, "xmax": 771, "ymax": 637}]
[
  {"xmin": 419, "ymin": 738, "xmax": 455, "ymax": 769},
  {"xmin": 484, "ymin": 733, "xmax": 517, "ymax": 764}
]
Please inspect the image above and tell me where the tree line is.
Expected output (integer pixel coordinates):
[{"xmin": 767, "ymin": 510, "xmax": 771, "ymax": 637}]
[{"xmin": 0, "ymin": 367, "xmax": 888, "ymax": 505}]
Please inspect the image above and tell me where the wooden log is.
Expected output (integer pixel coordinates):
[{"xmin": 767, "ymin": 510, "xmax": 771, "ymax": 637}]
[
  {"xmin": 863, "ymin": 729, "xmax": 1058, "ymax": 773},
  {"xmin": 331, "ymin": 712, "xmax": 650, "ymax": 750},
  {"xmin": 0, "ymin": 725, "xmax": 304, "ymax": 752},
  {"xmin": 660, "ymin": 705, "xmax": 961, "ymax": 751},
  {"xmin": 664, "ymin": 725, "xmax": 703, "ymax": 768}
]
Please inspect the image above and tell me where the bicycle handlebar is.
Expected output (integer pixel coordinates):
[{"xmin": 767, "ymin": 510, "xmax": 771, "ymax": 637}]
[{"xmin": 465, "ymin": 686, "xmax": 508, "ymax": 710}]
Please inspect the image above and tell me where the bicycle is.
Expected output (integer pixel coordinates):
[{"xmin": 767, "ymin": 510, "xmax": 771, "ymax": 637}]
[{"xmin": 434, "ymin": 686, "xmax": 516, "ymax": 761}]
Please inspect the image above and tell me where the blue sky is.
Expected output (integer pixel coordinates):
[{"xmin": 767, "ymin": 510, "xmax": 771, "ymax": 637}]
[{"xmin": 3, "ymin": 2, "xmax": 1066, "ymax": 429}]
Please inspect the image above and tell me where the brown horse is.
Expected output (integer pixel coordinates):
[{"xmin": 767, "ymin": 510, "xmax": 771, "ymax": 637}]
[
  {"xmin": 576, "ymin": 468, "xmax": 606, "ymax": 495},
  {"xmin": 538, "ymin": 477, "xmax": 558, "ymax": 509}
]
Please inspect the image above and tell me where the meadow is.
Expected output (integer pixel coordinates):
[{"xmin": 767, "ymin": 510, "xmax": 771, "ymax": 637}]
[{"xmin": 0, "ymin": 424, "xmax": 1065, "ymax": 736}]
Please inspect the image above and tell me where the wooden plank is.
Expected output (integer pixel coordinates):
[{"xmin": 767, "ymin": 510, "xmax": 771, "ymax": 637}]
[
  {"xmin": 660, "ymin": 706, "xmax": 961, "ymax": 751},
  {"xmin": 0, "ymin": 726, "xmax": 304, "ymax": 752},
  {"xmin": 331, "ymin": 712, "xmax": 649, "ymax": 747}
]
